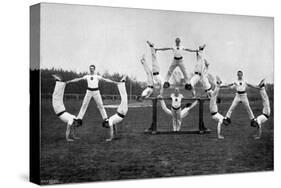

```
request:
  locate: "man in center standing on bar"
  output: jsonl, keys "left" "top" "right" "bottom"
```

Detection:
{"left": 155, "top": 37, "right": 198, "bottom": 90}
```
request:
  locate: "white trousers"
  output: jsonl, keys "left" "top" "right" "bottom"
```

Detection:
{"left": 77, "top": 90, "right": 107, "bottom": 120}
{"left": 165, "top": 58, "right": 189, "bottom": 83}
{"left": 59, "top": 112, "right": 76, "bottom": 125}
{"left": 153, "top": 74, "right": 163, "bottom": 87}
{"left": 226, "top": 93, "right": 254, "bottom": 120}
{"left": 256, "top": 88, "right": 270, "bottom": 125}
{"left": 141, "top": 87, "right": 153, "bottom": 98}
{"left": 108, "top": 82, "right": 128, "bottom": 127}
{"left": 190, "top": 74, "right": 211, "bottom": 91}
{"left": 211, "top": 112, "right": 224, "bottom": 123}
{"left": 141, "top": 58, "right": 154, "bottom": 98}
{"left": 52, "top": 81, "right": 76, "bottom": 125}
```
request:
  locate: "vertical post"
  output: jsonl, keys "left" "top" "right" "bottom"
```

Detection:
{"left": 129, "top": 74, "right": 133, "bottom": 101}
{"left": 151, "top": 98, "right": 158, "bottom": 133}
{"left": 198, "top": 99, "right": 205, "bottom": 133}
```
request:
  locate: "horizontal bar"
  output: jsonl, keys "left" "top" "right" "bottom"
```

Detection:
{"left": 144, "top": 97, "right": 210, "bottom": 101}
{"left": 144, "top": 130, "right": 211, "bottom": 135}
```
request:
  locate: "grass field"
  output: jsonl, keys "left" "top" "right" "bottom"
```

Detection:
{"left": 40, "top": 93, "right": 273, "bottom": 185}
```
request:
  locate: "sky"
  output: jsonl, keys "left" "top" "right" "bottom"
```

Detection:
{"left": 40, "top": 3, "right": 274, "bottom": 84}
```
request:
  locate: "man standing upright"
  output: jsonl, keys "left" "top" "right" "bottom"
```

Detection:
{"left": 155, "top": 38, "right": 198, "bottom": 90}
{"left": 66, "top": 65, "right": 118, "bottom": 125}
{"left": 221, "top": 71, "right": 258, "bottom": 127}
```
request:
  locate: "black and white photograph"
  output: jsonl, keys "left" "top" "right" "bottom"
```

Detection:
{"left": 30, "top": 2, "right": 274, "bottom": 185}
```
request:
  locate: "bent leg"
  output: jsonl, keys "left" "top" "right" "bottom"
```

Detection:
{"left": 260, "top": 88, "right": 271, "bottom": 116}
{"left": 141, "top": 58, "right": 154, "bottom": 86}
{"left": 117, "top": 82, "right": 128, "bottom": 115}
{"left": 141, "top": 87, "right": 153, "bottom": 99}
{"left": 190, "top": 74, "right": 200, "bottom": 87}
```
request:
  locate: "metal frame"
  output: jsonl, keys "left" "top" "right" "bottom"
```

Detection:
{"left": 144, "top": 97, "right": 211, "bottom": 135}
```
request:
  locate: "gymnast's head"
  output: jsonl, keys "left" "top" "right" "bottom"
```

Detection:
{"left": 89, "top": 65, "right": 96, "bottom": 74}
{"left": 175, "top": 37, "right": 181, "bottom": 46}
{"left": 237, "top": 70, "right": 243, "bottom": 80}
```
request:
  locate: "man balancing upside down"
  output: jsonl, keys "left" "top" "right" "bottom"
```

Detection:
{"left": 52, "top": 75, "right": 80, "bottom": 142}
{"left": 158, "top": 88, "right": 198, "bottom": 132}
{"left": 209, "top": 76, "right": 224, "bottom": 139}
{"left": 139, "top": 40, "right": 165, "bottom": 99}
{"left": 155, "top": 37, "right": 198, "bottom": 90}
{"left": 103, "top": 76, "right": 128, "bottom": 142}
{"left": 66, "top": 65, "right": 118, "bottom": 126}
{"left": 189, "top": 44, "right": 213, "bottom": 98}
{"left": 146, "top": 41, "right": 163, "bottom": 89}
{"left": 253, "top": 79, "right": 271, "bottom": 139}
{"left": 139, "top": 55, "right": 156, "bottom": 99}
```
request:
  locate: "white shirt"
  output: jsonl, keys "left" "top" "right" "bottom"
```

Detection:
{"left": 171, "top": 93, "right": 183, "bottom": 108}
{"left": 233, "top": 79, "right": 247, "bottom": 92}
{"left": 172, "top": 45, "right": 185, "bottom": 58}
{"left": 83, "top": 74, "right": 102, "bottom": 88}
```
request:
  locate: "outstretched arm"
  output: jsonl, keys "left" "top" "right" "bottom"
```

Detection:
{"left": 184, "top": 48, "right": 199, "bottom": 53}
{"left": 247, "top": 83, "right": 260, "bottom": 90}
{"left": 66, "top": 77, "right": 84, "bottom": 84}
{"left": 220, "top": 83, "right": 234, "bottom": 89}
{"left": 155, "top": 47, "right": 173, "bottom": 52}
{"left": 158, "top": 96, "right": 172, "bottom": 116}
{"left": 181, "top": 100, "right": 198, "bottom": 119}
{"left": 188, "top": 100, "right": 198, "bottom": 110}
{"left": 100, "top": 77, "right": 118, "bottom": 85}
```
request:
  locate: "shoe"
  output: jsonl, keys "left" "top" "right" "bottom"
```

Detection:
{"left": 216, "top": 97, "right": 221, "bottom": 104}
{"left": 223, "top": 117, "right": 231, "bottom": 126}
{"left": 76, "top": 119, "right": 83, "bottom": 127}
{"left": 120, "top": 75, "right": 127, "bottom": 82}
{"left": 216, "top": 76, "right": 222, "bottom": 85}
{"left": 258, "top": 79, "right": 265, "bottom": 88}
{"left": 163, "top": 82, "right": 170, "bottom": 88}
{"left": 52, "top": 74, "right": 62, "bottom": 82}
{"left": 102, "top": 119, "right": 110, "bottom": 128}
{"left": 146, "top": 41, "right": 154, "bottom": 47}
{"left": 185, "top": 83, "right": 192, "bottom": 90}
{"left": 250, "top": 119, "right": 258, "bottom": 128}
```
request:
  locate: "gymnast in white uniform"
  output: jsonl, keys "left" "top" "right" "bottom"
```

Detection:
{"left": 254, "top": 79, "right": 271, "bottom": 139}
{"left": 209, "top": 76, "right": 224, "bottom": 139}
{"left": 105, "top": 76, "right": 128, "bottom": 142}
{"left": 158, "top": 88, "right": 198, "bottom": 132}
{"left": 52, "top": 75, "right": 80, "bottom": 142}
